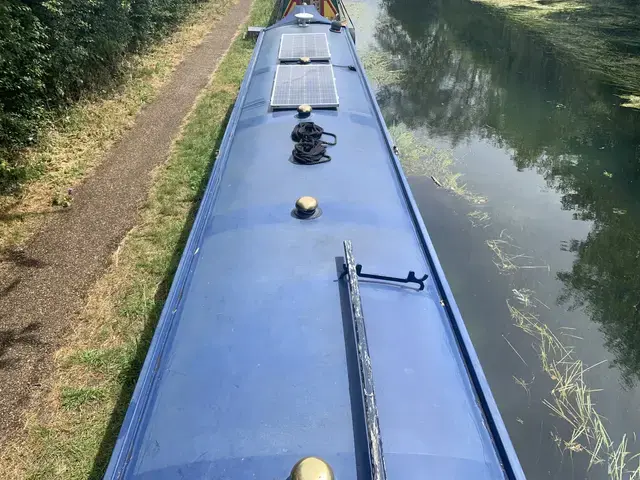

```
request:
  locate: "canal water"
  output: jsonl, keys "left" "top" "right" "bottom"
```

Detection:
{"left": 348, "top": 0, "right": 640, "bottom": 478}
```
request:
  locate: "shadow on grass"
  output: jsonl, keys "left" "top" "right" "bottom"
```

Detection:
{"left": 87, "top": 101, "right": 235, "bottom": 479}
{"left": 0, "top": 208, "right": 66, "bottom": 223}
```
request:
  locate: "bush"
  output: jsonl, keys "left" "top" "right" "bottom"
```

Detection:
{"left": 0, "top": 0, "right": 198, "bottom": 193}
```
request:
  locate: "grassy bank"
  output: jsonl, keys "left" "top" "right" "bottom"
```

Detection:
{"left": 472, "top": 0, "right": 640, "bottom": 109}
{"left": 0, "top": 0, "right": 272, "bottom": 477}
{"left": 0, "top": 0, "right": 235, "bottom": 256}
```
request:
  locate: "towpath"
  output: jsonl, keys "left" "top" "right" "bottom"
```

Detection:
{"left": 0, "top": 0, "right": 251, "bottom": 445}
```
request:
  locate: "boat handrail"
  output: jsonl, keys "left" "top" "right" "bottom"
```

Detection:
{"left": 342, "top": 240, "right": 388, "bottom": 480}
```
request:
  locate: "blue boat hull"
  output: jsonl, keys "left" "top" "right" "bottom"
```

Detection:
{"left": 104, "top": 6, "right": 525, "bottom": 479}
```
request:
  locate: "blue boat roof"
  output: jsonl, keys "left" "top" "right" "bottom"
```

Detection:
{"left": 105, "top": 8, "right": 525, "bottom": 480}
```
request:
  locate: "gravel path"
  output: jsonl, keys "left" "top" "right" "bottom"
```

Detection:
{"left": 0, "top": 0, "right": 251, "bottom": 445}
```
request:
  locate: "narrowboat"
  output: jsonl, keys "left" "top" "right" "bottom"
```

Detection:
{"left": 104, "top": 2, "right": 526, "bottom": 479}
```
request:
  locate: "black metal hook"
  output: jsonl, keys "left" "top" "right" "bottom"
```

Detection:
{"left": 340, "top": 264, "right": 428, "bottom": 291}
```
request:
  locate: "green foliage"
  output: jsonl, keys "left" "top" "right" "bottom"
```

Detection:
{"left": 60, "top": 386, "right": 107, "bottom": 410}
{"left": 0, "top": 0, "right": 199, "bottom": 193}
{"left": 0, "top": 1, "right": 47, "bottom": 190}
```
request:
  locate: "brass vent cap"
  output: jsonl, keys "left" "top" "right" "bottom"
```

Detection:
{"left": 295, "top": 196, "right": 318, "bottom": 214}
{"left": 290, "top": 456, "right": 334, "bottom": 480}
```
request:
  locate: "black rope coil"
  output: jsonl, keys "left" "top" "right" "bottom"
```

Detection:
{"left": 292, "top": 140, "right": 331, "bottom": 164}
{"left": 291, "top": 122, "right": 337, "bottom": 145}
{"left": 290, "top": 122, "right": 337, "bottom": 165}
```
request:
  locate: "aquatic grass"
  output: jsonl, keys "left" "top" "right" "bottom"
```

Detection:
{"left": 342, "top": 1, "right": 368, "bottom": 27}
{"left": 390, "top": 123, "right": 461, "bottom": 189}
{"left": 507, "top": 298, "right": 609, "bottom": 461}
{"left": 610, "top": 436, "right": 640, "bottom": 480}
{"left": 361, "top": 49, "right": 402, "bottom": 86}
{"left": 513, "top": 375, "right": 535, "bottom": 398}
{"left": 479, "top": 219, "right": 640, "bottom": 477}
{"left": 560, "top": 330, "right": 584, "bottom": 341}
{"left": 389, "top": 124, "right": 488, "bottom": 204}
{"left": 388, "top": 123, "right": 490, "bottom": 206}
{"left": 459, "top": 152, "right": 639, "bottom": 476}
{"left": 505, "top": 286, "right": 640, "bottom": 477}
{"left": 512, "top": 288, "right": 536, "bottom": 308}
{"left": 474, "top": 0, "right": 586, "bottom": 13}
{"left": 433, "top": 9, "right": 640, "bottom": 461}
{"left": 486, "top": 230, "right": 550, "bottom": 274}
{"left": 620, "top": 95, "right": 640, "bottom": 110}
{"left": 486, "top": 239, "right": 525, "bottom": 274}
{"left": 473, "top": 0, "right": 640, "bottom": 109}
{"left": 0, "top": 0, "right": 274, "bottom": 477}
{"left": 468, "top": 210, "right": 492, "bottom": 228}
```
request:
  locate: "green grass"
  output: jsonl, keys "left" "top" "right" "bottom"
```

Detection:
{"left": 0, "top": 1, "right": 274, "bottom": 478}
{"left": 65, "top": 347, "right": 133, "bottom": 379}
{"left": 60, "top": 388, "right": 107, "bottom": 411}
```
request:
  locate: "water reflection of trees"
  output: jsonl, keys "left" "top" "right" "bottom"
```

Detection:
{"left": 378, "top": 0, "right": 640, "bottom": 386}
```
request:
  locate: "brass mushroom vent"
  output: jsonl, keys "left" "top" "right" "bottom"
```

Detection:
{"left": 290, "top": 456, "right": 334, "bottom": 480}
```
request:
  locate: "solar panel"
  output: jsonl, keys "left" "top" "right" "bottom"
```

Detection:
{"left": 270, "top": 65, "right": 339, "bottom": 108}
{"left": 278, "top": 33, "right": 331, "bottom": 61}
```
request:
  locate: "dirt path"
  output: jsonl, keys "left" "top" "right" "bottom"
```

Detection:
{"left": 0, "top": 0, "right": 251, "bottom": 445}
